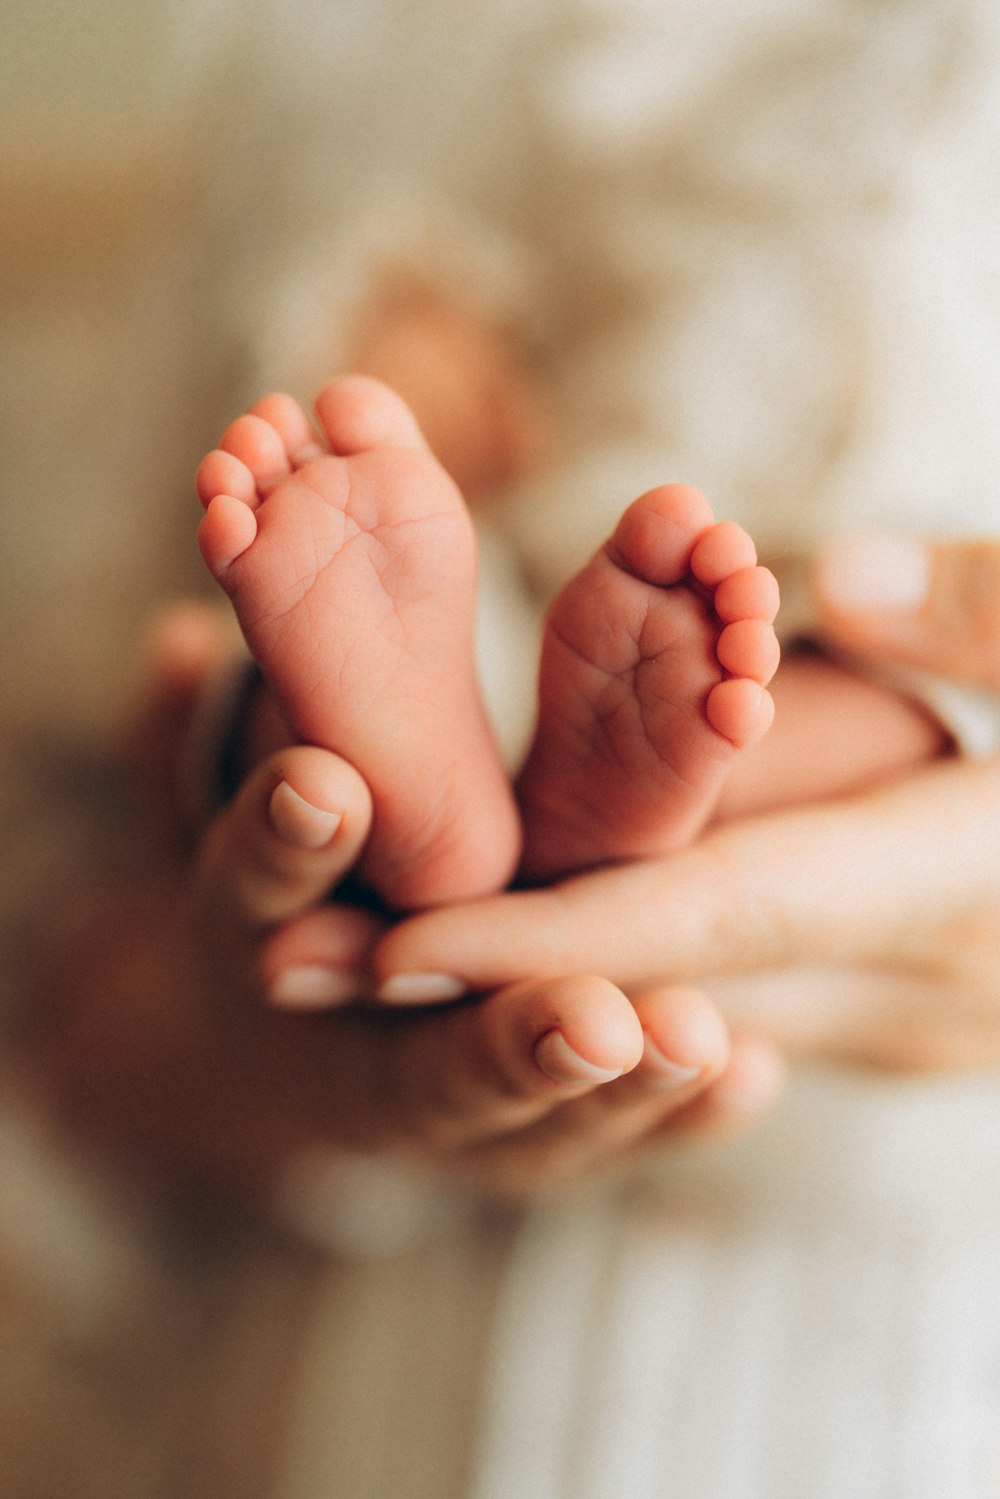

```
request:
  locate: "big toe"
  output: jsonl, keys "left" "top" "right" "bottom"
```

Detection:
{"left": 314, "top": 375, "right": 428, "bottom": 456}
{"left": 608, "top": 484, "right": 716, "bottom": 586}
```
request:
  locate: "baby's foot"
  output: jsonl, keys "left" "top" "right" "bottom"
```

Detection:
{"left": 517, "top": 484, "right": 779, "bottom": 883}
{"left": 196, "top": 375, "right": 521, "bottom": 910}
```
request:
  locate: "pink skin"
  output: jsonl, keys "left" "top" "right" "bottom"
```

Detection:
{"left": 517, "top": 483, "right": 779, "bottom": 883}
{"left": 196, "top": 376, "right": 521, "bottom": 911}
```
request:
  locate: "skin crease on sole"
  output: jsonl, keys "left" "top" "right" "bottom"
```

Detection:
{"left": 196, "top": 375, "right": 522, "bottom": 911}
{"left": 517, "top": 483, "right": 779, "bottom": 883}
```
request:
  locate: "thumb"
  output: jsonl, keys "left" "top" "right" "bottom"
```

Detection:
{"left": 812, "top": 533, "right": 1000, "bottom": 690}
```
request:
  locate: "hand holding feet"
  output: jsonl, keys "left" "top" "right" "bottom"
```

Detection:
{"left": 518, "top": 483, "right": 779, "bottom": 883}
{"left": 196, "top": 376, "right": 521, "bottom": 910}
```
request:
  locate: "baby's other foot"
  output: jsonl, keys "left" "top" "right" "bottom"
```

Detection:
{"left": 517, "top": 484, "right": 778, "bottom": 883}
{"left": 196, "top": 376, "right": 520, "bottom": 909}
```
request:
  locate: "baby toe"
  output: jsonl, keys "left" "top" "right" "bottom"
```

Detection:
{"left": 314, "top": 374, "right": 428, "bottom": 455}
{"left": 195, "top": 449, "right": 258, "bottom": 509}
{"left": 714, "top": 565, "right": 780, "bottom": 624}
{"left": 197, "top": 493, "right": 259, "bottom": 581}
{"left": 248, "top": 393, "right": 326, "bottom": 465}
{"left": 219, "top": 413, "right": 293, "bottom": 495}
{"left": 706, "top": 678, "right": 775, "bottom": 747}
{"left": 690, "top": 522, "right": 758, "bottom": 588}
{"left": 717, "top": 620, "right": 781, "bottom": 685}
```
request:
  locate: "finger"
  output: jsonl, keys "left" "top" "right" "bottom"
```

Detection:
{"left": 450, "top": 986, "right": 731, "bottom": 1189}
{"left": 373, "top": 756, "right": 1000, "bottom": 995}
{"left": 260, "top": 903, "right": 385, "bottom": 1011}
{"left": 627, "top": 984, "right": 730, "bottom": 1093}
{"left": 194, "top": 744, "right": 373, "bottom": 931}
{"left": 656, "top": 1034, "right": 786, "bottom": 1139}
{"left": 241, "top": 974, "right": 644, "bottom": 1174}
{"left": 450, "top": 993, "right": 783, "bottom": 1196}
{"left": 814, "top": 534, "right": 1000, "bottom": 690}
{"left": 380, "top": 976, "right": 646, "bottom": 1153}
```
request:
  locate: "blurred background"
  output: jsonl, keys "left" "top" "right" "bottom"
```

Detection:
{"left": 4, "top": 2, "right": 1000, "bottom": 1494}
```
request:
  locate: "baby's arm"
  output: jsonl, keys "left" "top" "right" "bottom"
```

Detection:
{"left": 712, "top": 651, "right": 950, "bottom": 824}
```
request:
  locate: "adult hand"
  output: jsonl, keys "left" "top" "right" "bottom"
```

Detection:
{"left": 51, "top": 606, "right": 783, "bottom": 1202}
{"left": 369, "top": 754, "right": 1000, "bottom": 1070}
{"left": 370, "top": 535, "right": 1000, "bottom": 1073}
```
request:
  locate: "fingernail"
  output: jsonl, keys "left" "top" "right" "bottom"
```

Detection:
{"left": 534, "top": 1029, "right": 625, "bottom": 1086}
{"left": 641, "top": 1037, "right": 702, "bottom": 1089}
{"left": 815, "top": 534, "right": 929, "bottom": 613}
{"left": 269, "top": 780, "right": 343, "bottom": 850}
{"left": 269, "top": 966, "right": 363, "bottom": 1009}
{"left": 376, "top": 972, "right": 467, "bottom": 1005}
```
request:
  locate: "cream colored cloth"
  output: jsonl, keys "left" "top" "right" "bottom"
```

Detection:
{"left": 270, "top": 1071, "right": 1000, "bottom": 1499}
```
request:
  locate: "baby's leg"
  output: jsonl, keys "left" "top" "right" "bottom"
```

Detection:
{"left": 518, "top": 484, "right": 778, "bottom": 883}
{"left": 196, "top": 375, "right": 521, "bottom": 910}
